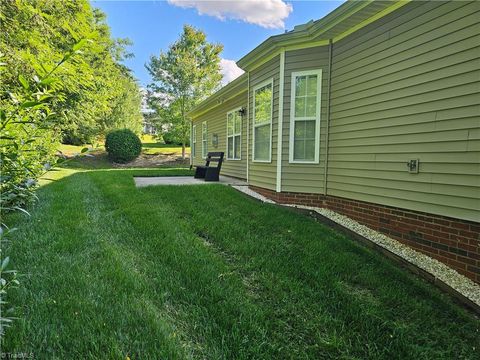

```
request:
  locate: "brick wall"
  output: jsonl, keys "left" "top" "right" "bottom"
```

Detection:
{"left": 249, "top": 185, "right": 480, "bottom": 284}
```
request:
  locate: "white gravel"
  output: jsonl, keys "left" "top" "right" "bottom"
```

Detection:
{"left": 232, "top": 186, "right": 276, "bottom": 203}
{"left": 232, "top": 186, "right": 480, "bottom": 308}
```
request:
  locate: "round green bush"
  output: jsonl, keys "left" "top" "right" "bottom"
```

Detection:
{"left": 105, "top": 129, "right": 142, "bottom": 163}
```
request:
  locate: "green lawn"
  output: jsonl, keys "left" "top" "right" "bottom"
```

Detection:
{"left": 142, "top": 142, "right": 190, "bottom": 156}
{"left": 3, "top": 168, "right": 479, "bottom": 359}
{"left": 57, "top": 143, "right": 103, "bottom": 157}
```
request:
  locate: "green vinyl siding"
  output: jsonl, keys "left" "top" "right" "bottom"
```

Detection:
{"left": 188, "top": 0, "right": 479, "bottom": 223}
{"left": 248, "top": 55, "right": 280, "bottom": 190}
{"left": 192, "top": 90, "right": 247, "bottom": 179}
{"left": 281, "top": 46, "right": 330, "bottom": 194}
{"left": 327, "top": 0, "right": 480, "bottom": 222}
{"left": 191, "top": 124, "right": 200, "bottom": 164}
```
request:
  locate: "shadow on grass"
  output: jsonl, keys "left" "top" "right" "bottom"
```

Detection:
{"left": 59, "top": 152, "right": 113, "bottom": 170}
{"left": 41, "top": 162, "right": 193, "bottom": 187}
{"left": 142, "top": 142, "right": 178, "bottom": 149}
{"left": 44, "top": 167, "right": 193, "bottom": 193}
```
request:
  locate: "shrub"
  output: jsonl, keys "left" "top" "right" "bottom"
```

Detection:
{"left": 0, "top": 40, "right": 89, "bottom": 340}
{"left": 105, "top": 129, "right": 142, "bottom": 163}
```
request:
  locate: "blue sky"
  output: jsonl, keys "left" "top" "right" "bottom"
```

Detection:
{"left": 92, "top": 1, "right": 345, "bottom": 87}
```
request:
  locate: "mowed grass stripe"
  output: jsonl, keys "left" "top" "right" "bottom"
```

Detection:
{"left": 91, "top": 171, "right": 478, "bottom": 358}
{"left": 87, "top": 171, "right": 271, "bottom": 358}
{"left": 6, "top": 172, "right": 189, "bottom": 359}
{"left": 135, "top": 184, "right": 478, "bottom": 359}
{"left": 4, "top": 168, "right": 479, "bottom": 359}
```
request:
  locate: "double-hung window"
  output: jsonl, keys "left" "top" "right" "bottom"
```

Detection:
{"left": 289, "top": 70, "right": 322, "bottom": 163}
{"left": 253, "top": 80, "right": 273, "bottom": 162}
{"left": 192, "top": 124, "right": 197, "bottom": 157}
{"left": 227, "top": 109, "right": 241, "bottom": 160}
{"left": 202, "top": 121, "right": 207, "bottom": 158}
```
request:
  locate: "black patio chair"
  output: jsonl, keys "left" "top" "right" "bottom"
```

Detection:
{"left": 193, "top": 152, "right": 224, "bottom": 182}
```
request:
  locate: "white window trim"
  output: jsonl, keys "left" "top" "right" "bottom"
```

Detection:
{"left": 192, "top": 124, "right": 197, "bottom": 158}
{"left": 289, "top": 69, "right": 322, "bottom": 164}
{"left": 252, "top": 78, "right": 274, "bottom": 163}
{"left": 201, "top": 121, "right": 207, "bottom": 159}
{"left": 226, "top": 107, "right": 242, "bottom": 161}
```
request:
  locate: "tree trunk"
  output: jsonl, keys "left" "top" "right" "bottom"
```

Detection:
{"left": 182, "top": 142, "right": 186, "bottom": 159}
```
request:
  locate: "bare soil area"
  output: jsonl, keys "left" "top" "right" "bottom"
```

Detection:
{"left": 113, "top": 153, "right": 190, "bottom": 168}
{"left": 64, "top": 151, "right": 190, "bottom": 169}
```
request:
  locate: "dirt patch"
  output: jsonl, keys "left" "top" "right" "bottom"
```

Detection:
{"left": 64, "top": 150, "right": 190, "bottom": 169}
{"left": 112, "top": 153, "right": 190, "bottom": 168}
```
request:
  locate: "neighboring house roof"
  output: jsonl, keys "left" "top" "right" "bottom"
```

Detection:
{"left": 189, "top": 0, "right": 410, "bottom": 118}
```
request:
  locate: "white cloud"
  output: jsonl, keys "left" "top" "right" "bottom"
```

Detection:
{"left": 220, "top": 58, "right": 244, "bottom": 85}
{"left": 168, "top": 0, "right": 293, "bottom": 29}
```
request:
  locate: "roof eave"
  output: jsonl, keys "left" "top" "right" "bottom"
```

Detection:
{"left": 188, "top": 73, "right": 248, "bottom": 119}
{"left": 237, "top": 0, "right": 377, "bottom": 71}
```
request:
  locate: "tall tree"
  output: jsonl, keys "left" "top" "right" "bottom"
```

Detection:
{"left": 0, "top": 0, "right": 143, "bottom": 145}
{"left": 146, "top": 25, "right": 223, "bottom": 158}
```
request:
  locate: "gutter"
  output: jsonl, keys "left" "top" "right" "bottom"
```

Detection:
{"left": 237, "top": 0, "right": 409, "bottom": 72}
{"left": 323, "top": 39, "right": 333, "bottom": 196}
{"left": 237, "top": 0, "right": 359, "bottom": 69}
{"left": 190, "top": 120, "right": 193, "bottom": 166}
{"left": 276, "top": 49, "right": 285, "bottom": 192}
{"left": 189, "top": 73, "right": 248, "bottom": 119}
{"left": 237, "top": 1, "right": 364, "bottom": 70}
{"left": 246, "top": 72, "right": 250, "bottom": 183}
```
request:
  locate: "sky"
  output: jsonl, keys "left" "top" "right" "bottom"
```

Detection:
{"left": 92, "top": 0, "right": 345, "bottom": 87}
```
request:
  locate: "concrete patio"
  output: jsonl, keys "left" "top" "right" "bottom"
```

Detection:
{"left": 134, "top": 175, "right": 248, "bottom": 188}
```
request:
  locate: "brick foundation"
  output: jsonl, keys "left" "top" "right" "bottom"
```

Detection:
{"left": 250, "top": 185, "right": 480, "bottom": 284}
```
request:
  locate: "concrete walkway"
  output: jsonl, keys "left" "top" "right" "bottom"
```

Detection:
{"left": 134, "top": 175, "right": 248, "bottom": 188}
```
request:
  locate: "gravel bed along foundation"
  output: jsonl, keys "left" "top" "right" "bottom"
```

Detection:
{"left": 232, "top": 185, "right": 480, "bottom": 310}
{"left": 232, "top": 186, "right": 276, "bottom": 204}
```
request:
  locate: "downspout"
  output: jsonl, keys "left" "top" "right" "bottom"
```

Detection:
{"left": 323, "top": 39, "right": 333, "bottom": 196}
{"left": 276, "top": 49, "right": 285, "bottom": 193}
{"left": 246, "top": 71, "right": 250, "bottom": 183}
{"left": 190, "top": 120, "right": 193, "bottom": 167}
